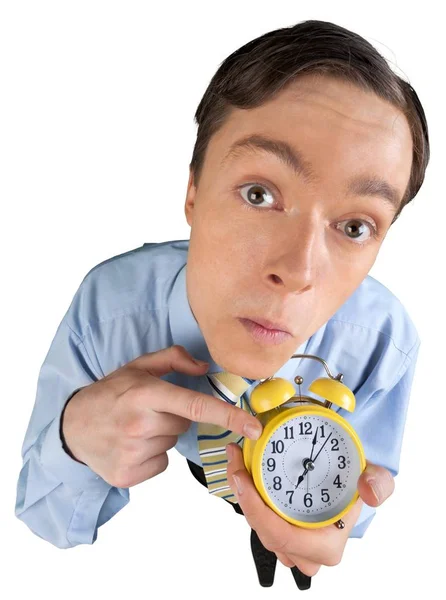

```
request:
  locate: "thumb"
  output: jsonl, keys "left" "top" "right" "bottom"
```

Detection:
{"left": 127, "top": 344, "right": 209, "bottom": 378}
{"left": 357, "top": 462, "right": 395, "bottom": 506}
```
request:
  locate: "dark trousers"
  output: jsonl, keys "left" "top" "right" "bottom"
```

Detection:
{"left": 186, "top": 458, "right": 311, "bottom": 590}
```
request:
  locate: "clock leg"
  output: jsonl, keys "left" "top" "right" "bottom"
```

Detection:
{"left": 250, "top": 528, "right": 277, "bottom": 587}
{"left": 290, "top": 566, "right": 312, "bottom": 590}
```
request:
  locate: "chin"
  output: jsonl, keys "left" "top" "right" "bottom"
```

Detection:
{"left": 208, "top": 342, "right": 282, "bottom": 380}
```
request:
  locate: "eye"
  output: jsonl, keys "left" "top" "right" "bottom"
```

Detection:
{"left": 239, "top": 183, "right": 275, "bottom": 208}
{"left": 335, "top": 219, "right": 377, "bottom": 245}
{"left": 237, "top": 182, "right": 379, "bottom": 245}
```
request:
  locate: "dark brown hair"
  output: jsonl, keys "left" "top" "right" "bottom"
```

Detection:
{"left": 189, "top": 20, "right": 429, "bottom": 225}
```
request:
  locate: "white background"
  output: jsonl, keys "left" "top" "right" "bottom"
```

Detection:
{"left": 2, "top": 1, "right": 444, "bottom": 598}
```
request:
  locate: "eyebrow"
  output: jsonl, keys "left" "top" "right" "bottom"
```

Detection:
{"left": 221, "top": 134, "right": 402, "bottom": 213}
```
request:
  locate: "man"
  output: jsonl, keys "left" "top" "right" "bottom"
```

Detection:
{"left": 15, "top": 19, "right": 429, "bottom": 589}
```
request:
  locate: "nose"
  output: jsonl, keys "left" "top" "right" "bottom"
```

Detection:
{"left": 263, "top": 220, "right": 322, "bottom": 293}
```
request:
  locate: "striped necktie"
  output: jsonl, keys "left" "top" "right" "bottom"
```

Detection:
{"left": 197, "top": 372, "right": 256, "bottom": 503}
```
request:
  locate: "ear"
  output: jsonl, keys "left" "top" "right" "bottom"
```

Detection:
{"left": 184, "top": 167, "right": 197, "bottom": 227}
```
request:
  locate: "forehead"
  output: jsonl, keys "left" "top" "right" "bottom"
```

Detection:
{"left": 208, "top": 74, "right": 412, "bottom": 199}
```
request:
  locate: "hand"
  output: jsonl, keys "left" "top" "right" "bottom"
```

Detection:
{"left": 61, "top": 344, "right": 263, "bottom": 488}
{"left": 225, "top": 442, "right": 395, "bottom": 577}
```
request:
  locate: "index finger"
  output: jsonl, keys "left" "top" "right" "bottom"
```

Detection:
{"left": 147, "top": 376, "right": 263, "bottom": 440}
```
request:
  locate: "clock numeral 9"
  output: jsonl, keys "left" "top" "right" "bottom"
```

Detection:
{"left": 271, "top": 440, "right": 284, "bottom": 454}
{"left": 267, "top": 458, "right": 276, "bottom": 472}
{"left": 273, "top": 476, "right": 282, "bottom": 490}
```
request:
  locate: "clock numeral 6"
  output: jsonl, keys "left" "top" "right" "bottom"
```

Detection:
{"left": 304, "top": 493, "right": 313, "bottom": 508}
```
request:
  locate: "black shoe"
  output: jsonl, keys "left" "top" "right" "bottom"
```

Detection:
{"left": 290, "top": 565, "right": 312, "bottom": 590}
{"left": 250, "top": 529, "right": 277, "bottom": 587}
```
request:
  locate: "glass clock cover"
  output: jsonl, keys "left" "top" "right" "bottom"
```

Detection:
{"left": 261, "top": 414, "right": 362, "bottom": 523}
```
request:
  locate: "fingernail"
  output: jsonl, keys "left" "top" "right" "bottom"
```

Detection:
{"left": 366, "top": 477, "right": 382, "bottom": 503}
{"left": 226, "top": 444, "right": 233, "bottom": 462}
{"left": 243, "top": 423, "right": 262, "bottom": 440}
{"left": 194, "top": 359, "right": 209, "bottom": 366}
{"left": 232, "top": 474, "right": 243, "bottom": 495}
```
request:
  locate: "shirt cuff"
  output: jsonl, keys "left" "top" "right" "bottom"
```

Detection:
{"left": 39, "top": 394, "right": 102, "bottom": 490}
{"left": 349, "top": 503, "right": 376, "bottom": 538}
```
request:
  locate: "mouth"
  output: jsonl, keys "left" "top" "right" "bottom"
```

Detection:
{"left": 240, "top": 316, "right": 292, "bottom": 334}
{"left": 238, "top": 317, "right": 293, "bottom": 346}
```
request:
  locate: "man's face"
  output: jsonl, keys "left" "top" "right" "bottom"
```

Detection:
{"left": 184, "top": 74, "right": 413, "bottom": 379}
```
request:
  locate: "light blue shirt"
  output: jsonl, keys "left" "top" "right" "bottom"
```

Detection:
{"left": 15, "top": 240, "right": 421, "bottom": 548}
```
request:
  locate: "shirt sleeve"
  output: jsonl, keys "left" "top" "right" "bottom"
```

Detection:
{"left": 348, "top": 338, "right": 421, "bottom": 538}
{"left": 15, "top": 294, "right": 130, "bottom": 549}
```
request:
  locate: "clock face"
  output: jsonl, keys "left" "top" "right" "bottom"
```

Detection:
{"left": 260, "top": 414, "right": 362, "bottom": 523}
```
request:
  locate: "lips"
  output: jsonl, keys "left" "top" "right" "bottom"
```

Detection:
{"left": 242, "top": 317, "right": 292, "bottom": 334}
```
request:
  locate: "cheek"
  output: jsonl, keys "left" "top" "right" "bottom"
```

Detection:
{"left": 344, "top": 247, "right": 380, "bottom": 278}
{"left": 324, "top": 255, "right": 377, "bottom": 309}
{"left": 198, "top": 211, "right": 268, "bottom": 271}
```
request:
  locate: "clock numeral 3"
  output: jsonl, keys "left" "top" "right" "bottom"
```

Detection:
{"left": 338, "top": 455, "right": 346, "bottom": 469}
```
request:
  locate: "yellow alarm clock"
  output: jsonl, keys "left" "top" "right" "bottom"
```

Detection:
{"left": 243, "top": 353, "right": 366, "bottom": 530}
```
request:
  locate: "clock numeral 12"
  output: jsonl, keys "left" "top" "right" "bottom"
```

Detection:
{"left": 298, "top": 421, "right": 312, "bottom": 436}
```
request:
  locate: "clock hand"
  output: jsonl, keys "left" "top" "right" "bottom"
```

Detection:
{"left": 295, "top": 426, "right": 320, "bottom": 489}
{"left": 308, "top": 426, "right": 318, "bottom": 461}
{"left": 295, "top": 467, "right": 308, "bottom": 489}
{"left": 312, "top": 431, "right": 332, "bottom": 464}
